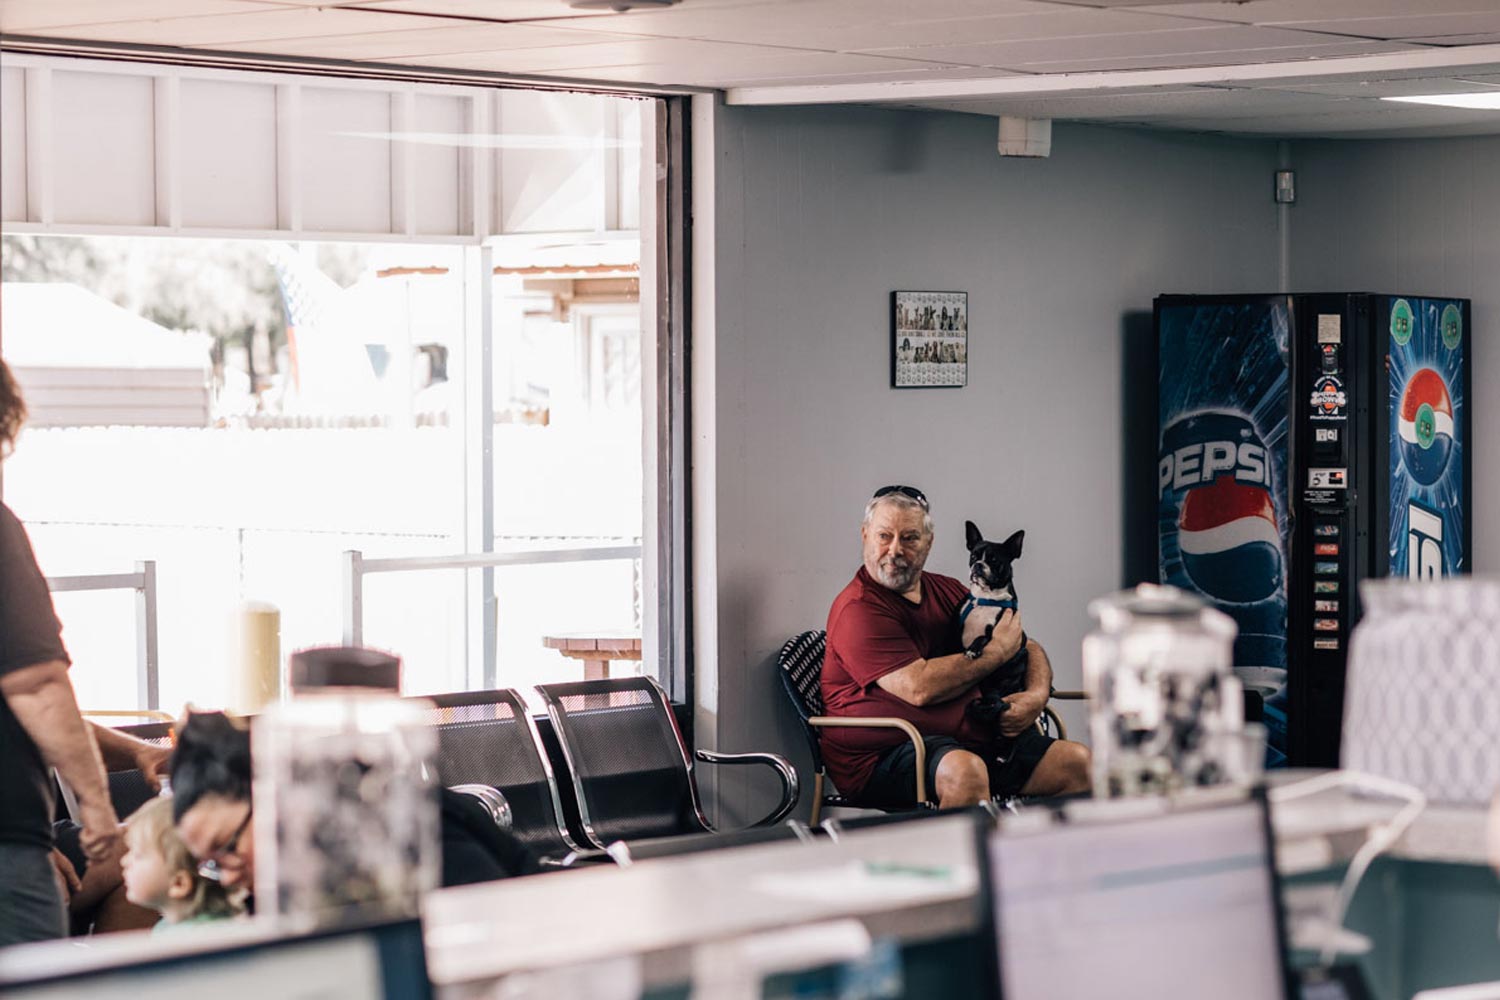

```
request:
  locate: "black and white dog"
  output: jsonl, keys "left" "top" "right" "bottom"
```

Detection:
{"left": 959, "top": 522, "right": 1030, "bottom": 731}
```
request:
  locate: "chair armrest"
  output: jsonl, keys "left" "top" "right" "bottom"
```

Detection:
{"left": 1041, "top": 705, "right": 1068, "bottom": 742}
{"left": 1050, "top": 689, "right": 1086, "bottom": 700}
{"left": 809, "top": 716, "right": 929, "bottom": 806}
{"left": 693, "top": 749, "right": 801, "bottom": 827}
{"left": 449, "top": 783, "right": 514, "bottom": 832}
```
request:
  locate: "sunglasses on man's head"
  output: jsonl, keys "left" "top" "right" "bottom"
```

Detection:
{"left": 872, "top": 485, "right": 929, "bottom": 510}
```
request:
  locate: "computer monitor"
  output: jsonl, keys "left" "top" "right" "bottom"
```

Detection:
{"left": 984, "top": 789, "right": 1291, "bottom": 1000}
{"left": 0, "top": 918, "right": 430, "bottom": 1000}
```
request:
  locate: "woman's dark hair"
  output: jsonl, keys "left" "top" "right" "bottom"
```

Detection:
{"left": 0, "top": 359, "right": 27, "bottom": 458}
{"left": 171, "top": 711, "right": 253, "bottom": 822}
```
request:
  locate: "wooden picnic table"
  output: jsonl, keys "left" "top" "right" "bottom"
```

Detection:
{"left": 542, "top": 632, "right": 642, "bottom": 681}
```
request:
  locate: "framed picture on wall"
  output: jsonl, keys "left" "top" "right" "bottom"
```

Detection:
{"left": 891, "top": 290, "right": 967, "bottom": 388}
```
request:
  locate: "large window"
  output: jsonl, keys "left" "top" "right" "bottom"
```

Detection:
{"left": 0, "top": 56, "right": 683, "bottom": 715}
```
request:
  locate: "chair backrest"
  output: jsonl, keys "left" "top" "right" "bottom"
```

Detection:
{"left": 107, "top": 722, "right": 175, "bottom": 820}
{"left": 777, "top": 630, "right": 827, "bottom": 718}
{"left": 776, "top": 630, "right": 828, "bottom": 771}
{"left": 534, "top": 678, "right": 705, "bottom": 848}
{"left": 420, "top": 689, "right": 583, "bottom": 860}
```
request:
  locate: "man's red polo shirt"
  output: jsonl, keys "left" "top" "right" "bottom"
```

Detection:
{"left": 820, "top": 566, "right": 987, "bottom": 797}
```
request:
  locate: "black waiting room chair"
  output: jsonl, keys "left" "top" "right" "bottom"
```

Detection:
{"left": 533, "top": 677, "right": 800, "bottom": 852}
{"left": 777, "top": 629, "right": 937, "bottom": 826}
{"left": 421, "top": 688, "right": 598, "bottom": 866}
{"left": 107, "top": 721, "right": 177, "bottom": 820}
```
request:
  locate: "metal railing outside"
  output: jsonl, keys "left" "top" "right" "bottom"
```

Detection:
{"left": 342, "top": 543, "right": 642, "bottom": 684}
{"left": 45, "top": 561, "right": 160, "bottom": 710}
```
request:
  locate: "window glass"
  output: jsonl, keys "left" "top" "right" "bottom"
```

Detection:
{"left": 1, "top": 87, "right": 655, "bottom": 712}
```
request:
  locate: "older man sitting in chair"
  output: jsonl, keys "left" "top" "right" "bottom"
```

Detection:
{"left": 820, "top": 486, "right": 1091, "bottom": 810}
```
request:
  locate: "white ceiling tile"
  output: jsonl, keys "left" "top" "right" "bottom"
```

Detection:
{"left": 1247, "top": 62, "right": 1500, "bottom": 88}
{"left": 0, "top": 0, "right": 270, "bottom": 32}
{"left": 323, "top": 0, "right": 617, "bottom": 13}
{"left": 1280, "top": 12, "right": 1500, "bottom": 40}
{"left": 372, "top": 40, "right": 636, "bottom": 74}
{"left": 520, "top": 0, "right": 1059, "bottom": 38}
{"left": 866, "top": 25, "right": 1410, "bottom": 69}
{"left": 1415, "top": 32, "right": 1500, "bottom": 46}
{"left": 1130, "top": 1, "right": 1500, "bottom": 26}
{"left": 1252, "top": 76, "right": 1500, "bottom": 98}
{"left": 221, "top": 22, "right": 636, "bottom": 59}
{"left": 17, "top": 7, "right": 458, "bottom": 46}
{"left": 825, "top": 10, "right": 1217, "bottom": 53}
{"left": 382, "top": 37, "right": 934, "bottom": 81}
{"left": 1005, "top": 39, "right": 1419, "bottom": 73}
{"left": 497, "top": 8, "right": 1212, "bottom": 52}
{"left": 348, "top": 0, "right": 767, "bottom": 16}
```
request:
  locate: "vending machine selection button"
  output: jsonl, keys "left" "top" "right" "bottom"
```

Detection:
{"left": 1314, "top": 581, "right": 1339, "bottom": 594}
{"left": 1309, "top": 468, "right": 1348, "bottom": 489}
{"left": 1314, "top": 561, "right": 1339, "bottom": 575}
{"left": 1314, "top": 618, "right": 1339, "bottom": 632}
{"left": 1314, "top": 600, "right": 1339, "bottom": 613}
{"left": 1314, "top": 524, "right": 1340, "bottom": 538}
{"left": 1313, "top": 638, "right": 1340, "bottom": 651}
{"left": 1314, "top": 542, "right": 1340, "bottom": 556}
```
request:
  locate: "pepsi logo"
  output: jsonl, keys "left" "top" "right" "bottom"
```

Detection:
{"left": 1390, "top": 298, "right": 1413, "bottom": 345}
{"left": 1398, "top": 368, "right": 1455, "bottom": 486}
{"left": 1178, "top": 474, "right": 1283, "bottom": 604}
{"left": 1441, "top": 303, "right": 1463, "bottom": 349}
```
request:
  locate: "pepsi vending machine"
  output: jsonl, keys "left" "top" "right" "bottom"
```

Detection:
{"left": 1156, "top": 294, "right": 1470, "bottom": 768}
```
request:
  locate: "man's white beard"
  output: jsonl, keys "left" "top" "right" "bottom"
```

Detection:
{"left": 875, "top": 559, "right": 918, "bottom": 591}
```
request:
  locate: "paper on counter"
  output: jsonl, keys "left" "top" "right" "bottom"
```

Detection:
{"left": 750, "top": 860, "right": 978, "bottom": 907}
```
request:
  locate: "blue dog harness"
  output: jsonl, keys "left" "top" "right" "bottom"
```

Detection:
{"left": 958, "top": 594, "right": 1016, "bottom": 627}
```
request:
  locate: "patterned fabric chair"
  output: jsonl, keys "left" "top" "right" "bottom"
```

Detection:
{"left": 778, "top": 629, "right": 1078, "bottom": 824}
{"left": 777, "top": 629, "right": 937, "bottom": 825}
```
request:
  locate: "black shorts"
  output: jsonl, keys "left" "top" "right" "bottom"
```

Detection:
{"left": 859, "top": 728, "right": 1055, "bottom": 809}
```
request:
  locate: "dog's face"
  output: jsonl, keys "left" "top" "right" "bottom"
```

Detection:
{"left": 965, "top": 522, "right": 1024, "bottom": 593}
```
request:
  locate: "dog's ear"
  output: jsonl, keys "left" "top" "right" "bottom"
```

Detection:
{"left": 965, "top": 520, "right": 983, "bottom": 551}
{"left": 1002, "top": 529, "right": 1025, "bottom": 560}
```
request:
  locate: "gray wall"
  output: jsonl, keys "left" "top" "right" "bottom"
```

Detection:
{"left": 1288, "top": 134, "right": 1498, "bottom": 573}
{"left": 696, "top": 102, "right": 1283, "bottom": 822}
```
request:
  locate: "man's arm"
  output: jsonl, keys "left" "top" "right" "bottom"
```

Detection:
{"left": 91, "top": 721, "right": 172, "bottom": 790}
{"left": 876, "top": 609, "right": 1026, "bottom": 707}
{"left": 996, "top": 639, "right": 1055, "bottom": 738}
{"left": 1, "top": 660, "right": 121, "bottom": 861}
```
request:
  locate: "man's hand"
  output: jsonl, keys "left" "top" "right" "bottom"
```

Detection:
{"left": 132, "top": 741, "right": 172, "bottom": 792}
{"left": 49, "top": 848, "right": 82, "bottom": 901}
{"left": 76, "top": 800, "right": 122, "bottom": 864}
{"left": 997, "top": 688, "right": 1046, "bottom": 738}
{"left": 981, "top": 609, "right": 1025, "bottom": 665}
